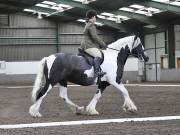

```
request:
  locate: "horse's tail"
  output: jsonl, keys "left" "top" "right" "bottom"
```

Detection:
{"left": 31, "top": 57, "right": 47, "bottom": 103}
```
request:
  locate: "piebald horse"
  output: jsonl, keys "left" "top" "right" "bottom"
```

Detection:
{"left": 29, "top": 35, "right": 149, "bottom": 117}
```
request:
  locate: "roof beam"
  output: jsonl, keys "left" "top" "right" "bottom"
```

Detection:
{"left": 54, "top": 0, "right": 91, "bottom": 9}
{"left": 53, "top": 0, "right": 142, "bottom": 32}
{"left": 110, "top": 10, "right": 169, "bottom": 28}
{"left": 89, "top": 0, "right": 140, "bottom": 10}
{"left": 0, "top": 0, "right": 45, "bottom": 13}
{"left": 56, "top": 0, "right": 169, "bottom": 28}
{"left": 142, "top": 1, "right": 180, "bottom": 15}
{"left": 30, "top": 6, "right": 134, "bottom": 32}
{"left": 0, "top": 0, "right": 39, "bottom": 7}
{"left": 31, "top": 0, "right": 138, "bottom": 32}
{"left": 0, "top": 3, "right": 22, "bottom": 11}
{"left": 55, "top": 0, "right": 143, "bottom": 10}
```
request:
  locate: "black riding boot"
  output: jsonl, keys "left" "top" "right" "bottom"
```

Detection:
{"left": 93, "top": 57, "right": 106, "bottom": 78}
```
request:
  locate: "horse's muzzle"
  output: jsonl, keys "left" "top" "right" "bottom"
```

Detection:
{"left": 144, "top": 56, "right": 149, "bottom": 62}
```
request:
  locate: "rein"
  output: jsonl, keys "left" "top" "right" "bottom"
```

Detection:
{"left": 107, "top": 46, "right": 139, "bottom": 58}
{"left": 106, "top": 47, "right": 120, "bottom": 51}
{"left": 106, "top": 40, "right": 144, "bottom": 60}
{"left": 107, "top": 36, "right": 137, "bottom": 52}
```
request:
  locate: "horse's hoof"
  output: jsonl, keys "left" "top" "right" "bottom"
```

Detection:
{"left": 29, "top": 108, "right": 42, "bottom": 117}
{"left": 76, "top": 106, "right": 85, "bottom": 115}
{"left": 67, "top": 104, "right": 77, "bottom": 113}
{"left": 130, "top": 106, "right": 138, "bottom": 113}
{"left": 122, "top": 106, "right": 137, "bottom": 113}
{"left": 123, "top": 98, "right": 137, "bottom": 113}
{"left": 122, "top": 107, "right": 127, "bottom": 112}
{"left": 85, "top": 107, "right": 99, "bottom": 115}
{"left": 35, "top": 112, "right": 42, "bottom": 117}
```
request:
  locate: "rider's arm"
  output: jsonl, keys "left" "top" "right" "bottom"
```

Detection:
{"left": 88, "top": 25, "right": 106, "bottom": 49}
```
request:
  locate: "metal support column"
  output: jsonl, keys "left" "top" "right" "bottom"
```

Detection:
{"left": 165, "top": 31, "right": 168, "bottom": 54}
{"left": 56, "top": 23, "right": 60, "bottom": 53}
{"left": 167, "top": 24, "right": 175, "bottom": 68}
{"left": 154, "top": 34, "right": 158, "bottom": 81}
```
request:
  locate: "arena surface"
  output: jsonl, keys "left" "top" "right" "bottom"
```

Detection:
{"left": 0, "top": 83, "right": 180, "bottom": 134}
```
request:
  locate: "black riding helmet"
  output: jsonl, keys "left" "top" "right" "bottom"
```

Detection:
{"left": 86, "top": 9, "right": 98, "bottom": 20}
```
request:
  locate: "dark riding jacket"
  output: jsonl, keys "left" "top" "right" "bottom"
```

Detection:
{"left": 80, "top": 21, "right": 106, "bottom": 50}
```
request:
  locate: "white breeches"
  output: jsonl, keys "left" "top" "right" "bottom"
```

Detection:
{"left": 85, "top": 48, "right": 102, "bottom": 58}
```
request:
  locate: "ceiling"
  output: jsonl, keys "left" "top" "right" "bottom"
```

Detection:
{"left": 0, "top": 0, "right": 44, "bottom": 13}
{"left": 0, "top": 0, "right": 180, "bottom": 33}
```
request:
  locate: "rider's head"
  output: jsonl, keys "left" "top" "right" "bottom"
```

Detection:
{"left": 86, "top": 9, "right": 98, "bottom": 23}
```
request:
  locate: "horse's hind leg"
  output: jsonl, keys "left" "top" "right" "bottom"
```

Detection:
{"left": 58, "top": 81, "right": 84, "bottom": 114}
{"left": 29, "top": 83, "right": 52, "bottom": 117}
{"left": 85, "top": 81, "right": 109, "bottom": 115}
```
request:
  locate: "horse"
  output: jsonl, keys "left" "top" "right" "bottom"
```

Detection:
{"left": 29, "top": 35, "right": 149, "bottom": 117}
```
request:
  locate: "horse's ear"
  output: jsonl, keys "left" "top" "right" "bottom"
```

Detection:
{"left": 134, "top": 35, "right": 138, "bottom": 40}
{"left": 133, "top": 31, "right": 140, "bottom": 40}
{"left": 125, "top": 45, "right": 129, "bottom": 49}
{"left": 125, "top": 45, "right": 130, "bottom": 53}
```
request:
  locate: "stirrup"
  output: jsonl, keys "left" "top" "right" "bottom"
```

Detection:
{"left": 97, "top": 72, "right": 106, "bottom": 77}
{"left": 95, "top": 71, "right": 106, "bottom": 78}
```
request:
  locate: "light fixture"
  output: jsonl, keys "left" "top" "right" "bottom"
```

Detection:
{"left": 171, "top": 1, "right": 180, "bottom": 6}
{"left": 24, "top": 0, "right": 72, "bottom": 18}
{"left": 82, "top": 0, "right": 89, "bottom": 4}
{"left": 57, "top": 5, "right": 64, "bottom": 12}
{"left": 24, "top": 9, "right": 36, "bottom": 12}
{"left": 42, "top": 1, "right": 56, "bottom": 5}
{"left": 101, "top": 12, "right": 114, "bottom": 17}
{"left": 116, "top": 15, "right": 129, "bottom": 20}
{"left": 82, "top": 0, "right": 96, "bottom": 4}
{"left": 73, "top": 0, "right": 85, "bottom": 2}
{"left": 51, "top": 5, "right": 63, "bottom": 12}
{"left": 37, "top": 12, "right": 42, "bottom": 19}
{"left": 77, "top": 19, "right": 86, "bottom": 23}
{"left": 130, "top": 4, "right": 145, "bottom": 9}
{"left": 146, "top": 10, "right": 152, "bottom": 16}
{"left": 24, "top": 8, "right": 49, "bottom": 16}
{"left": 106, "top": 17, "right": 116, "bottom": 21}
{"left": 152, "top": 0, "right": 169, "bottom": 3}
{"left": 119, "top": 7, "right": 134, "bottom": 12}
{"left": 97, "top": 15, "right": 106, "bottom": 19}
{"left": 147, "top": 7, "right": 161, "bottom": 13}
{"left": 144, "top": 24, "right": 156, "bottom": 29}
{"left": 36, "top": 3, "right": 50, "bottom": 8}
{"left": 116, "top": 18, "right": 122, "bottom": 23}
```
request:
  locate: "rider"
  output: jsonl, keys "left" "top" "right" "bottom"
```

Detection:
{"left": 80, "top": 9, "right": 106, "bottom": 78}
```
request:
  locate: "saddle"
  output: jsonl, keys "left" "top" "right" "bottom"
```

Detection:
{"left": 78, "top": 48, "right": 104, "bottom": 66}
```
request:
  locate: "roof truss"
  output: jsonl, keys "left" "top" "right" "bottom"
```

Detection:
{"left": 23, "top": 0, "right": 180, "bottom": 31}
{"left": 142, "top": 0, "right": 180, "bottom": 15}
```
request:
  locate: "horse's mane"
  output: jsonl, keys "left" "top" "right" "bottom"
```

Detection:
{"left": 108, "top": 36, "right": 136, "bottom": 50}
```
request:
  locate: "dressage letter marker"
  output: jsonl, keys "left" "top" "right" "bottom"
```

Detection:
{"left": 1, "top": 116, "right": 180, "bottom": 129}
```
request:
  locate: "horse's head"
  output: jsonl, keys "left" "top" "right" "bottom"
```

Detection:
{"left": 130, "top": 36, "right": 149, "bottom": 62}
{"left": 107, "top": 35, "right": 149, "bottom": 62}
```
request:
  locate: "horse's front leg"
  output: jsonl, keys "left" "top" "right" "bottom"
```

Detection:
{"left": 85, "top": 81, "right": 110, "bottom": 115}
{"left": 112, "top": 82, "right": 137, "bottom": 113}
